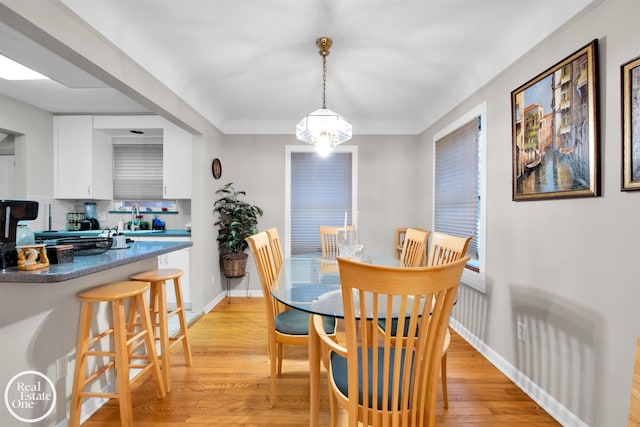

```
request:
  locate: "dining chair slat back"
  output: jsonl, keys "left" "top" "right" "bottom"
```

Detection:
{"left": 427, "top": 232, "right": 472, "bottom": 267}
{"left": 314, "top": 256, "right": 468, "bottom": 427}
{"left": 320, "top": 225, "right": 355, "bottom": 258}
{"left": 394, "top": 227, "right": 428, "bottom": 260}
{"left": 246, "top": 232, "right": 278, "bottom": 295}
{"left": 400, "top": 228, "right": 430, "bottom": 267}
{"left": 266, "top": 227, "right": 284, "bottom": 271}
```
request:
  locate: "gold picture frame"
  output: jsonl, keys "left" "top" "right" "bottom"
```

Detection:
{"left": 511, "top": 40, "right": 600, "bottom": 201}
{"left": 622, "top": 55, "right": 640, "bottom": 191}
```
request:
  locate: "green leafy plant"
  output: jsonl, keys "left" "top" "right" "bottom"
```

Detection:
{"left": 213, "top": 182, "right": 263, "bottom": 254}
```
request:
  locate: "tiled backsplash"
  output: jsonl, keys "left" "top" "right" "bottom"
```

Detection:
{"left": 24, "top": 197, "right": 192, "bottom": 232}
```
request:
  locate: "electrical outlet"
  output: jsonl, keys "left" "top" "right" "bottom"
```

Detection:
{"left": 56, "top": 355, "right": 68, "bottom": 380}
{"left": 98, "top": 213, "right": 106, "bottom": 222}
{"left": 517, "top": 321, "right": 527, "bottom": 343}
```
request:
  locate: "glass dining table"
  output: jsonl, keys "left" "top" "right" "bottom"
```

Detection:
{"left": 272, "top": 253, "right": 401, "bottom": 426}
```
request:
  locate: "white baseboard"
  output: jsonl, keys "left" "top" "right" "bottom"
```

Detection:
{"left": 227, "top": 289, "right": 262, "bottom": 299}
{"left": 204, "top": 290, "right": 263, "bottom": 312}
{"left": 54, "top": 386, "right": 111, "bottom": 426}
{"left": 449, "top": 319, "right": 588, "bottom": 427}
{"left": 204, "top": 292, "right": 227, "bottom": 312}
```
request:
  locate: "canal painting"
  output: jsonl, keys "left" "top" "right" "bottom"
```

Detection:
{"left": 622, "top": 55, "right": 640, "bottom": 191}
{"left": 511, "top": 40, "right": 599, "bottom": 201}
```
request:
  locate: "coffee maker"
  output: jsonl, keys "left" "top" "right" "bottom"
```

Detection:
{"left": 0, "top": 200, "right": 39, "bottom": 268}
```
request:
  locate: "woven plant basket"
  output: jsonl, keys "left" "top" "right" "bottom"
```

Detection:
{"left": 221, "top": 252, "right": 248, "bottom": 278}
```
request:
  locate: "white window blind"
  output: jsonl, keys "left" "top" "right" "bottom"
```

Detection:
{"left": 434, "top": 117, "right": 480, "bottom": 261}
{"left": 291, "top": 152, "right": 352, "bottom": 255}
{"left": 112, "top": 144, "right": 163, "bottom": 200}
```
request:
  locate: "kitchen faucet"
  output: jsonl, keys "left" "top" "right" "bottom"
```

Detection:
{"left": 131, "top": 205, "right": 140, "bottom": 231}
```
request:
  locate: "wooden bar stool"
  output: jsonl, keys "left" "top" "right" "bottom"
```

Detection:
{"left": 129, "top": 268, "right": 193, "bottom": 392}
{"left": 70, "top": 281, "right": 165, "bottom": 427}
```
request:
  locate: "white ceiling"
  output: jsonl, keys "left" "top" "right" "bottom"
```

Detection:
{"left": 1, "top": 0, "right": 594, "bottom": 135}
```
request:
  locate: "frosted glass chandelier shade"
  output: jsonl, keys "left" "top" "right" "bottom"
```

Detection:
{"left": 296, "top": 108, "right": 353, "bottom": 157}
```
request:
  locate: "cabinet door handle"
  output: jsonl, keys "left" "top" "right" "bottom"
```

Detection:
{"left": 164, "top": 185, "right": 167, "bottom": 196}
{"left": 87, "top": 186, "right": 91, "bottom": 195}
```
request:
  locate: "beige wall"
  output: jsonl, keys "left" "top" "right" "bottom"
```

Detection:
{"left": 223, "top": 133, "right": 422, "bottom": 260}
{"left": 420, "top": 1, "right": 640, "bottom": 425}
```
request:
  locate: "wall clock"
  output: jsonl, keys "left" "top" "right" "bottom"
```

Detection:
{"left": 212, "top": 158, "right": 222, "bottom": 179}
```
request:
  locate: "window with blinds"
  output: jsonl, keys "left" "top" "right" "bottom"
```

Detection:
{"left": 112, "top": 144, "right": 163, "bottom": 200}
{"left": 434, "top": 116, "right": 481, "bottom": 267}
{"left": 290, "top": 151, "right": 353, "bottom": 255}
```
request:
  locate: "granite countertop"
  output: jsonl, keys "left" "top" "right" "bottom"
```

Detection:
{"left": 0, "top": 240, "right": 192, "bottom": 283}
{"left": 35, "top": 229, "right": 191, "bottom": 239}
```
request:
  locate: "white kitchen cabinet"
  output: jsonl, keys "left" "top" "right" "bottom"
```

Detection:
{"left": 54, "top": 115, "right": 113, "bottom": 199}
{"left": 136, "top": 237, "right": 191, "bottom": 308}
{"left": 93, "top": 115, "right": 192, "bottom": 200}
{"left": 162, "top": 121, "right": 192, "bottom": 199}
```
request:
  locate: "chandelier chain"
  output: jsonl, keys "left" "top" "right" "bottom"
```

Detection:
{"left": 321, "top": 54, "right": 327, "bottom": 109}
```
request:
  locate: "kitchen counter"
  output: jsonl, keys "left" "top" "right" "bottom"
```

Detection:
{"left": 0, "top": 240, "right": 192, "bottom": 283}
{"left": 35, "top": 229, "right": 191, "bottom": 239}
{"left": 0, "top": 239, "right": 193, "bottom": 426}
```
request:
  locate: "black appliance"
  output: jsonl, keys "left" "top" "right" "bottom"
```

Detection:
{"left": 0, "top": 200, "right": 39, "bottom": 268}
{"left": 80, "top": 218, "right": 100, "bottom": 230}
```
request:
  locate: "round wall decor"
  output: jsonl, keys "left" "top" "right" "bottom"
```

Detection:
{"left": 212, "top": 158, "right": 222, "bottom": 179}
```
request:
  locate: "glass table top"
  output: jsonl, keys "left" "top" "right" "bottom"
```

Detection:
{"left": 271, "top": 253, "right": 402, "bottom": 318}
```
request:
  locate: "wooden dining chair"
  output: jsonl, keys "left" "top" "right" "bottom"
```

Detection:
{"left": 381, "top": 230, "right": 472, "bottom": 408}
{"left": 395, "top": 227, "right": 428, "bottom": 260}
{"left": 399, "top": 227, "right": 430, "bottom": 267}
{"left": 427, "top": 231, "right": 472, "bottom": 268}
{"left": 426, "top": 231, "right": 472, "bottom": 408}
{"left": 265, "top": 227, "right": 284, "bottom": 271}
{"left": 246, "top": 231, "right": 336, "bottom": 407}
{"left": 320, "top": 225, "right": 355, "bottom": 258}
{"left": 313, "top": 256, "right": 468, "bottom": 427}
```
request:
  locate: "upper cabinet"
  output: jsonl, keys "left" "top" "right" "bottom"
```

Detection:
{"left": 162, "top": 121, "right": 192, "bottom": 199}
{"left": 54, "top": 115, "right": 113, "bottom": 200}
{"left": 93, "top": 115, "right": 192, "bottom": 200}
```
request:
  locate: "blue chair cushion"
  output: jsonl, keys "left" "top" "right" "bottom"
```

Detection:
{"left": 377, "top": 318, "right": 416, "bottom": 337}
{"left": 330, "top": 346, "right": 414, "bottom": 410}
{"left": 274, "top": 308, "right": 336, "bottom": 335}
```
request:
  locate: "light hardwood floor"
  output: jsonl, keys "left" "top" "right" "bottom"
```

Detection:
{"left": 80, "top": 297, "right": 560, "bottom": 426}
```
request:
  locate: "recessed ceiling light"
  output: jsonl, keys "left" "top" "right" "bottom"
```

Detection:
{"left": 0, "top": 53, "right": 49, "bottom": 80}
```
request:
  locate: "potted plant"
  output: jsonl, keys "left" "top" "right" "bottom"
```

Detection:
{"left": 214, "top": 182, "right": 263, "bottom": 277}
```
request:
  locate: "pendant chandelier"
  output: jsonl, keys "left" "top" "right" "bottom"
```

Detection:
{"left": 296, "top": 37, "right": 352, "bottom": 157}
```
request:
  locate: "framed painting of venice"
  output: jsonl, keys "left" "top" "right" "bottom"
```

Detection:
{"left": 622, "top": 55, "right": 640, "bottom": 191}
{"left": 511, "top": 40, "right": 600, "bottom": 201}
